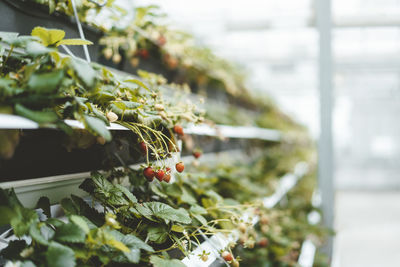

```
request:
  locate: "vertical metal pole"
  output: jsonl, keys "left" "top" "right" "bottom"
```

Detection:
{"left": 316, "top": 0, "right": 334, "bottom": 259}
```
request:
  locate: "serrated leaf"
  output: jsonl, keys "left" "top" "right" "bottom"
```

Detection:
{"left": 70, "top": 195, "right": 104, "bottom": 227}
{"left": 132, "top": 204, "right": 155, "bottom": 221}
{"left": 30, "top": 224, "right": 50, "bottom": 245}
{"left": 123, "top": 249, "right": 140, "bottom": 263}
{"left": 46, "top": 242, "right": 76, "bottom": 267}
{"left": 114, "top": 184, "right": 137, "bottom": 204}
{"left": 190, "top": 204, "right": 207, "bottom": 215}
{"left": 149, "top": 255, "right": 186, "bottom": 267}
{"left": 143, "top": 202, "right": 191, "bottom": 224}
{"left": 106, "top": 239, "right": 130, "bottom": 252}
{"left": 70, "top": 215, "right": 90, "bottom": 234}
{"left": 150, "top": 183, "right": 168, "bottom": 198}
{"left": 147, "top": 226, "right": 168, "bottom": 244}
{"left": 83, "top": 115, "right": 112, "bottom": 141}
{"left": 180, "top": 187, "right": 196, "bottom": 204}
{"left": 27, "top": 69, "right": 64, "bottom": 94}
{"left": 32, "top": 27, "right": 65, "bottom": 47}
{"left": 56, "top": 38, "right": 93, "bottom": 46}
{"left": 192, "top": 214, "right": 207, "bottom": 226}
{"left": 10, "top": 207, "right": 38, "bottom": 237}
{"left": 36, "top": 196, "right": 51, "bottom": 218}
{"left": 111, "top": 230, "right": 154, "bottom": 252}
{"left": 54, "top": 223, "right": 86, "bottom": 243}
{"left": 71, "top": 58, "right": 97, "bottom": 88}
{"left": 60, "top": 198, "right": 79, "bottom": 214}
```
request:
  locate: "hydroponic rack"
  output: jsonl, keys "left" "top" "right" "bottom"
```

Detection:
{"left": 0, "top": 3, "right": 319, "bottom": 266}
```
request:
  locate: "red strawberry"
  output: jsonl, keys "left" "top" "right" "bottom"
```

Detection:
{"left": 193, "top": 151, "right": 202, "bottom": 159}
{"left": 139, "top": 49, "right": 149, "bottom": 59}
{"left": 258, "top": 237, "right": 269, "bottom": 247}
{"left": 174, "top": 125, "right": 184, "bottom": 136}
{"left": 139, "top": 141, "right": 148, "bottom": 154}
{"left": 156, "top": 170, "right": 165, "bottom": 181}
{"left": 175, "top": 162, "right": 184, "bottom": 173}
{"left": 163, "top": 172, "right": 171, "bottom": 183}
{"left": 143, "top": 167, "right": 155, "bottom": 181}
{"left": 221, "top": 251, "right": 233, "bottom": 262}
{"left": 166, "top": 167, "right": 171, "bottom": 172}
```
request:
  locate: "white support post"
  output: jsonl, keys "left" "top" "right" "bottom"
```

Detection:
{"left": 316, "top": 0, "right": 334, "bottom": 258}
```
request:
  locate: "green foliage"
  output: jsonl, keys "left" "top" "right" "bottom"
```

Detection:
{"left": 150, "top": 255, "right": 187, "bottom": 267}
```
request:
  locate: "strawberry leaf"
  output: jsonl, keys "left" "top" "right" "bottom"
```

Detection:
{"left": 150, "top": 255, "right": 186, "bottom": 267}
{"left": 45, "top": 242, "right": 76, "bottom": 267}
{"left": 54, "top": 223, "right": 86, "bottom": 243}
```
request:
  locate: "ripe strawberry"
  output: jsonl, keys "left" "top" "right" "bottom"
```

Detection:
{"left": 221, "top": 251, "right": 233, "bottom": 262}
{"left": 193, "top": 151, "right": 202, "bottom": 159}
{"left": 175, "top": 162, "right": 184, "bottom": 173}
{"left": 166, "top": 167, "right": 171, "bottom": 172}
{"left": 143, "top": 167, "right": 155, "bottom": 181}
{"left": 139, "top": 141, "right": 148, "bottom": 154}
{"left": 174, "top": 125, "right": 184, "bottom": 136}
{"left": 258, "top": 237, "right": 269, "bottom": 247}
{"left": 139, "top": 49, "right": 149, "bottom": 59}
{"left": 163, "top": 172, "right": 171, "bottom": 183}
{"left": 156, "top": 170, "right": 165, "bottom": 181}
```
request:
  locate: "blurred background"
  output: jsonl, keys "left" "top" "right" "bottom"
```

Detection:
{"left": 130, "top": 0, "right": 400, "bottom": 266}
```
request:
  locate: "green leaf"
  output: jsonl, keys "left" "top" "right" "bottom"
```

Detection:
{"left": 26, "top": 41, "right": 54, "bottom": 57}
{"left": 54, "top": 223, "right": 86, "bottom": 243}
{"left": 180, "top": 187, "right": 196, "bottom": 204}
{"left": 46, "top": 218, "right": 64, "bottom": 228}
{"left": 21, "top": 261, "right": 36, "bottom": 267}
{"left": 60, "top": 198, "right": 79, "bottom": 214}
{"left": 114, "top": 184, "right": 137, "bottom": 204}
{"left": 56, "top": 39, "right": 93, "bottom": 46}
{"left": 14, "top": 104, "right": 59, "bottom": 124}
{"left": 71, "top": 58, "right": 97, "bottom": 89}
{"left": 110, "top": 230, "right": 154, "bottom": 252}
{"left": 30, "top": 224, "right": 50, "bottom": 245}
{"left": 106, "top": 239, "right": 130, "bottom": 252}
{"left": 124, "top": 79, "right": 150, "bottom": 91}
{"left": 70, "top": 215, "right": 90, "bottom": 234}
{"left": 32, "top": 27, "right": 65, "bottom": 46}
{"left": 132, "top": 204, "right": 155, "bottom": 222}
{"left": 36, "top": 196, "right": 51, "bottom": 218}
{"left": 171, "top": 225, "right": 185, "bottom": 233}
{"left": 192, "top": 214, "right": 207, "bottom": 226}
{"left": 27, "top": 69, "right": 64, "bottom": 94}
{"left": 10, "top": 208, "right": 38, "bottom": 237}
{"left": 123, "top": 249, "right": 140, "bottom": 263}
{"left": 46, "top": 242, "right": 76, "bottom": 267}
{"left": 190, "top": 204, "right": 207, "bottom": 215}
{"left": 83, "top": 115, "right": 112, "bottom": 141}
{"left": 70, "top": 195, "right": 104, "bottom": 227}
{"left": 147, "top": 226, "right": 168, "bottom": 244}
{"left": 149, "top": 255, "right": 186, "bottom": 267}
{"left": 143, "top": 202, "right": 191, "bottom": 224}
